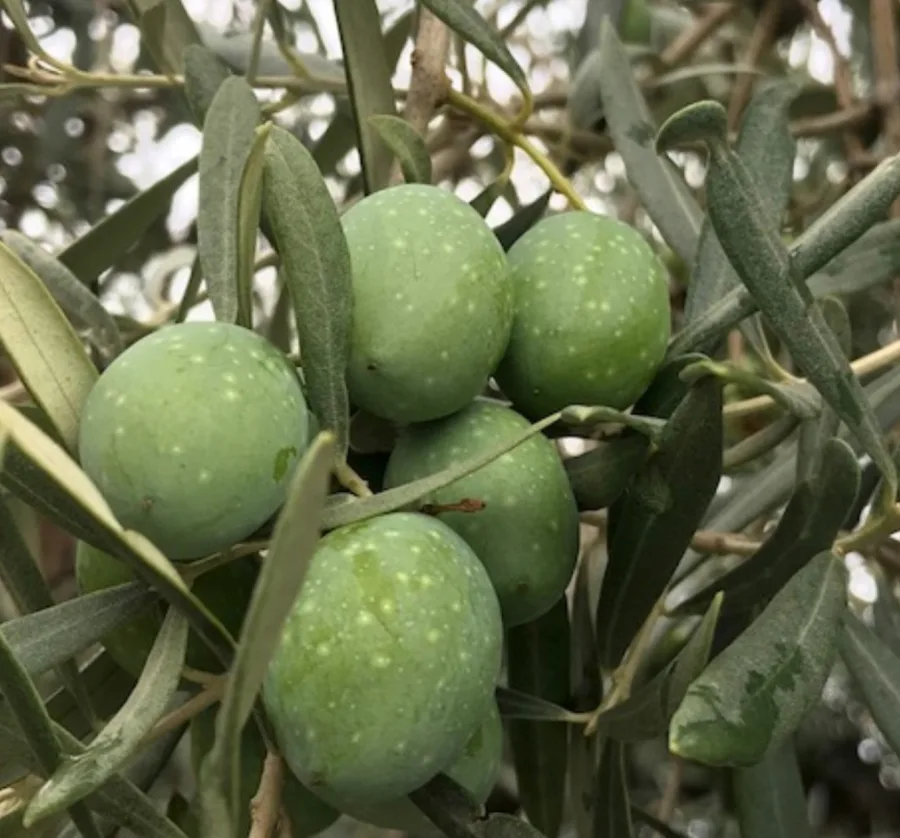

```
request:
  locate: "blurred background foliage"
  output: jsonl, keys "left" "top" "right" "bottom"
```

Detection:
{"left": 4, "top": 1, "right": 900, "bottom": 836}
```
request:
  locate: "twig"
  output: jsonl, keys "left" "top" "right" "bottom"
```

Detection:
{"left": 140, "top": 679, "right": 225, "bottom": 747}
{"left": 690, "top": 529, "right": 759, "bottom": 557}
{"left": 869, "top": 0, "right": 900, "bottom": 311}
{"left": 249, "top": 752, "right": 286, "bottom": 838}
{"left": 723, "top": 337, "right": 900, "bottom": 419}
{"left": 727, "top": 0, "right": 782, "bottom": 130}
{"left": 403, "top": 9, "right": 451, "bottom": 135}
{"left": 660, "top": 2, "right": 738, "bottom": 67}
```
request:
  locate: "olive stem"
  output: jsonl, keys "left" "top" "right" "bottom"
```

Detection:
{"left": 249, "top": 752, "right": 286, "bottom": 838}
{"left": 445, "top": 88, "right": 588, "bottom": 211}
{"left": 334, "top": 461, "right": 374, "bottom": 497}
{"left": 724, "top": 336, "right": 900, "bottom": 419}
{"left": 139, "top": 679, "right": 225, "bottom": 748}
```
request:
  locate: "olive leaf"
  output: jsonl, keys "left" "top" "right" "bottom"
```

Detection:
{"left": 418, "top": 0, "right": 530, "bottom": 102}
{"left": 565, "top": 434, "right": 651, "bottom": 512}
{"left": 495, "top": 687, "right": 582, "bottom": 723}
{"left": 673, "top": 437, "right": 860, "bottom": 618}
{"left": 492, "top": 190, "right": 552, "bottom": 251}
{"left": 58, "top": 157, "right": 199, "bottom": 288}
{"left": 197, "top": 76, "right": 261, "bottom": 325}
{"left": 0, "top": 498, "right": 96, "bottom": 724}
{"left": 369, "top": 115, "right": 433, "bottom": 185}
{"left": 839, "top": 612, "right": 900, "bottom": 757}
{"left": 1, "top": 230, "right": 124, "bottom": 363}
{"left": 0, "top": 695, "right": 190, "bottom": 838}
{"left": 2, "top": 582, "right": 154, "bottom": 680}
{"left": 595, "top": 375, "right": 724, "bottom": 668}
{"left": 559, "top": 406, "right": 667, "bottom": 441}
{"left": 199, "top": 433, "right": 335, "bottom": 837}
{"left": 0, "top": 630, "right": 102, "bottom": 838}
{"left": 0, "top": 401, "right": 236, "bottom": 672}
{"left": 685, "top": 80, "right": 799, "bottom": 330}
{"left": 657, "top": 100, "right": 897, "bottom": 503}
{"left": 592, "top": 594, "right": 722, "bottom": 742}
{"left": 334, "top": 0, "right": 399, "bottom": 193}
{"left": 669, "top": 550, "right": 846, "bottom": 767}
{"left": 594, "top": 18, "right": 703, "bottom": 267}
{"left": 24, "top": 607, "right": 189, "bottom": 824}
{"left": 733, "top": 738, "right": 814, "bottom": 838}
{"left": 724, "top": 415, "right": 799, "bottom": 472}
{"left": 235, "top": 123, "right": 270, "bottom": 328}
{"left": 322, "top": 411, "right": 562, "bottom": 530}
{"left": 0, "top": 241, "right": 98, "bottom": 453}
{"left": 594, "top": 740, "right": 634, "bottom": 838}
{"left": 506, "top": 598, "right": 570, "bottom": 838}
{"left": 795, "top": 297, "right": 850, "bottom": 484}
{"left": 183, "top": 44, "right": 233, "bottom": 127}
{"left": 123, "top": 0, "right": 201, "bottom": 75}
{"left": 261, "top": 125, "right": 354, "bottom": 463}
{"left": 872, "top": 571, "right": 900, "bottom": 657}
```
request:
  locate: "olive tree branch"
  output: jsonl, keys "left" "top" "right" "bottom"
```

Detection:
{"left": 248, "top": 752, "right": 286, "bottom": 838}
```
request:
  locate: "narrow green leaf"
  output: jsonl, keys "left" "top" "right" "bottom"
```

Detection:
{"left": 595, "top": 19, "right": 703, "bottom": 266}
{"left": 59, "top": 157, "right": 198, "bottom": 287}
{"left": 183, "top": 44, "right": 233, "bottom": 127}
{"left": 674, "top": 439, "right": 859, "bottom": 618}
{"left": 669, "top": 551, "right": 847, "bottom": 767}
{"left": 492, "top": 191, "right": 551, "bottom": 252}
{"left": 791, "top": 152, "right": 900, "bottom": 280}
{"left": 1, "top": 231, "right": 124, "bottom": 363}
{"left": 409, "top": 772, "right": 483, "bottom": 838}
{"left": 0, "top": 243, "right": 97, "bottom": 453}
{"left": 368, "top": 115, "right": 433, "bottom": 185}
{"left": 680, "top": 81, "right": 797, "bottom": 351}
{"left": 596, "top": 376, "right": 723, "bottom": 668}
{"left": 724, "top": 415, "right": 799, "bottom": 472}
{"left": 495, "top": 687, "right": 582, "bottom": 723}
{"left": 234, "top": 124, "right": 270, "bottom": 328}
{"left": 199, "top": 433, "right": 335, "bottom": 837}
{"left": 839, "top": 612, "right": 900, "bottom": 757}
{"left": 593, "top": 595, "right": 722, "bottom": 742}
{"left": 594, "top": 740, "right": 634, "bottom": 838}
{"left": 733, "top": 738, "right": 813, "bottom": 838}
{"left": 795, "top": 298, "right": 850, "bottom": 484}
{"left": 418, "top": 0, "right": 530, "bottom": 100}
{"left": 261, "top": 125, "right": 354, "bottom": 461}
{"left": 124, "top": 0, "right": 201, "bottom": 75}
{"left": 0, "top": 702, "right": 190, "bottom": 838}
{"left": 0, "top": 499, "right": 96, "bottom": 724}
{"left": 333, "top": 0, "right": 398, "bottom": 193}
{"left": 322, "top": 411, "right": 561, "bottom": 530}
{"left": 197, "top": 76, "right": 261, "bottom": 324}
{"left": 660, "top": 100, "right": 897, "bottom": 502}
{"left": 24, "top": 608, "right": 189, "bottom": 824}
{"left": 1, "top": 0, "right": 61, "bottom": 67}
{"left": 565, "top": 435, "right": 651, "bottom": 512}
{"left": 0, "top": 631, "right": 101, "bottom": 838}
{"left": 0, "top": 401, "right": 236, "bottom": 673}
{"left": 872, "top": 571, "right": 900, "bottom": 657}
{"left": 2, "top": 582, "right": 153, "bottom": 679}
{"left": 506, "top": 599, "right": 571, "bottom": 838}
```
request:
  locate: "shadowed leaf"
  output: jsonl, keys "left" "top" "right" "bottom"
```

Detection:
{"left": 594, "top": 740, "right": 633, "bottom": 837}
{"left": 369, "top": 115, "right": 433, "bottom": 185}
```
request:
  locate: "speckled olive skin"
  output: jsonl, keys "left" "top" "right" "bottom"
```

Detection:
{"left": 77, "top": 321, "right": 310, "bottom": 560}
{"left": 74, "top": 541, "right": 258, "bottom": 678}
{"left": 262, "top": 512, "right": 503, "bottom": 808}
{"left": 384, "top": 400, "right": 580, "bottom": 627}
{"left": 341, "top": 184, "right": 513, "bottom": 425}
{"left": 341, "top": 701, "right": 502, "bottom": 833}
{"left": 190, "top": 707, "right": 340, "bottom": 838}
{"left": 495, "top": 212, "right": 671, "bottom": 419}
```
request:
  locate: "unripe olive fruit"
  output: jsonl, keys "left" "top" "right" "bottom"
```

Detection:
{"left": 74, "top": 541, "right": 257, "bottom": 678}
{"left": 384, "top": 400, "right": 580, "bottom": 627}
{"left": 341, "top": 701, "right": 502, "bottom": 833}
{"left": 263, "top": 512, "right": 503, "bottom": 808}
{"left": 341, "top": 184, "right": 513, "bottom": 425}
{"left": 77, "top": 321, "right": 310, "bottom": 560}
{"left": 494, "top": 211, "right": 671, "bottom": 419}
{"left": 190, "top": 707, "right": 340, "bottom": 838}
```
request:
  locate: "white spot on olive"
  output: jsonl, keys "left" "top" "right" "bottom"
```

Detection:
{"left": 379, "top": 599, "right": 395, "bottom": 615}
{"left": 372, "top": 653, "right": 391, "bottom": 668}
{"left": 199, "top": 470, "right": 212, "bottom": 483}
{"left": 225, "top": 390, "right": 239, "bottom": 401}
{"left": 315, "top": 642, "right": 331, "bottom": 657}
{"left": 191, "top": 354, "right": 205, "bottom": 363}
{"left": 427, "top": 629, "right": 441, "bottom": 643}
{"left": 357, "top": 611, "right": 374, "bottom": 626}
{"left": 396, "top": 572, "right": 410, "bottom": 584}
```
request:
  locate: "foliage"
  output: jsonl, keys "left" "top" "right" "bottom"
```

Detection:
{"left": 3, "top": 1, "right": 900, "bottom": 838}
